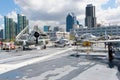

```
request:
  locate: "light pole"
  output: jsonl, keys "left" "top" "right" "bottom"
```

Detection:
{"left": 74, "top": 30, "right": 80, "bottom": 57}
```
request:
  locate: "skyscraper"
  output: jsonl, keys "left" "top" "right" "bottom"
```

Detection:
{"left": 66, "top": 13, "right": 77, "bottom": 32}
{"left": 4, "top": 14, "right": 29, "bottom": 41}
{"left": 4, "top": 16, "right": 10, "bottom": 40}
{"left": 4, "top": 16, "right": 17, "bottom": 40}
{"left": 0, "top": 29, "right": 3, "bottom": 39}
{"left": 17, "top": 14, "right": 23, "bottom": 34}
{"left": 17, "top": 14, "right": 29, "bottom": 35}
{"left": 85, "top": 4, "right": 96, "bottom": 28}
{"left": 9, "top": 18, "right": 16, "bottom": 40}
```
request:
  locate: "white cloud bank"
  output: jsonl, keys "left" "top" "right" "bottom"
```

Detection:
{"left": 11, "top": 0, "right": 120, "bottom": 27}
{"left": 0, "top": 14, "right": 4, "bottom": 29}
{"left": 7, "top": 11, "right": 17, "bottom": 22}
{"left": 0, "top": 15, "right": 3, "bottom": 19}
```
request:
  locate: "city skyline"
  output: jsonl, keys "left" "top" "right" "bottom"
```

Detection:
{"left": 4, "top": 14, "right": 29, "bottom": 40}
{"left": 0, "top": 0, "right": 120, "bottom": 30}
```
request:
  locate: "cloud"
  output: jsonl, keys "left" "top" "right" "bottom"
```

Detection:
{"left": 0, "top": 14, "right": 4, "bottom": 29}
{"left": 0, "top": 14, "right": 3, "bottom": 22}
{"left": 14, "top": 0, "right": 120, "bottom": 27}
{"left": 0, "top": 11, "right": 17, "bottom": 30}
{"left": 116, "top": 0, "right": 120, "bottom": 5}
{"left": 0, "top": 24, "right": 4, "bottom": 30}
{"left": 97, "top": 4, "right": 120, "bottom": 25}
{"left": 7, "top": 11, "right": 17, "bottom": 22}
{"left": 0, "top": 15, "right": 3, "bottom": 19}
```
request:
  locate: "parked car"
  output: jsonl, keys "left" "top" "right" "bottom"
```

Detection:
{"left": 2, "top": 42, "right": 15, "bottom": 50}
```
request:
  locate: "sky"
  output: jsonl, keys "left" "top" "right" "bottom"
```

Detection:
{"left": 0, "top": 0, "right": 120, "bottom": 30}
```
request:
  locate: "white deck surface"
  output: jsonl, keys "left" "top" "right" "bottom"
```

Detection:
{"left": 0, "top": 45, "right": 119, "bottom": 80}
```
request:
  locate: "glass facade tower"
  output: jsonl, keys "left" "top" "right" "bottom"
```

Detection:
{"left": 4, "top": 14, "right": 29, "bottom": 41}
{"left": 4, "top": 16, "right": 10, "bottom": 40}
{"left": 17, "top": 14, "right": 29, "bottom": 35}
{"left": 4, "top": 17, "right": 16, "bottom": 40}
{"left": 44, "top": 26, "right": 50, "bottom": 32}
{"left": 66, "top": 13, "right": 77, "bottom": 32}
{"left": 85, "top": 4, "right": 96, "bottom": 28}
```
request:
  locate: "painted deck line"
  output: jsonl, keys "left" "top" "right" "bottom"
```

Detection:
{"left": 0, "top": 48, "right": 73, "bottom": 74}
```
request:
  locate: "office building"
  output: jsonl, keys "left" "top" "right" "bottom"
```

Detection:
{"left": 4, "top": 16, "right": 17, "bottom": 40}
{"left": 4, "top": 14, "right": 29, "bottom": 41}
{"left": 0, "top": 29, "right": 3, "bottom": 39}
{"left": 44, "top": 26, "right": 50, "bottom": 32}
{"left": 17, "top": 14, "right": 23, "bottom": 34}
{"left": 47, "top": 31, "right": 70, "bottom": 40}
{"left": 4, "top": 16, "right": 10, "bottom": 40}
{"left": 54, "top": 26, "right": 60, "bottom": 32}
{"left": 66, "top": 13, "right": 77, "bottom": 32}
{"left": 9, "top": 18, "right": 16, "bottom": 40}
{"left": 85, "top": 4, "right": 96, "bottom": 28}
{"left": 70, "top": 26, "right": 120, "bottom": 37}
{"left": 17, "top": 14, "right": 29, "bottom": 35}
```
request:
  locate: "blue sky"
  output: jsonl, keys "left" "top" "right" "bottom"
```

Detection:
{"left": 0, "top": 0, "right": 120, "bottom": 29}
{"left": 0, "top": 0, "right": 20, "bottom": 29}
{"left": 0, "top": 0, "right": 115, "bottom": 16}
{"left": 102, "top": 0, "right": 117, "bottom": 9}
{"left": 0, "top": 0, "right": 20, "bottom": 16}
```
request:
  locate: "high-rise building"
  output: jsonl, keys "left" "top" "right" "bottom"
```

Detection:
{"left": 85, "top": 4, "right": 96, "bottom": 28}
{"left": 17, "top": 14, "right": 29, "bottom": 35}
{"left": 9, "top": 18, "right": 16, "bottom": 40}
{"left": 4, "top": 16, "right": 17, "bottom": 40}
{"left": 54, "top": 26, "right": 59, "bottom": 32}
{"left": 0, "top": 29, "right": 3, "bottom": 39}
{"left": 66, "top": 13, "right": 77, "bottom": 32}
{"left": 14, "top": 22, "right": 18, "bottom": 36}
{"left": 4, "top": 14, "right": 29, "bottom": 41}
{"left": 44, "top": 26, "right": 50, "bottom": 32}
{"left": 4, "top": 16, "right": 10, "bottom": 40}
{"left": 17, "top": 14, "right": 23, "bottom": 34}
